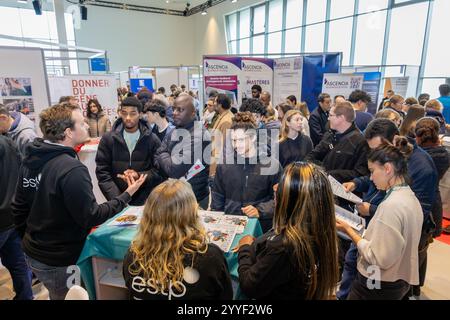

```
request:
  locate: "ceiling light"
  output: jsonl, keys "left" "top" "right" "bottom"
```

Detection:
{"left": 201, "top": 9, "right": 207, "bottom": 15}
{"left": 231, "top": 0, "right": 237, "bottom": 3}
{"left": 17, "top": 0, "right": 28, "bottom": 4}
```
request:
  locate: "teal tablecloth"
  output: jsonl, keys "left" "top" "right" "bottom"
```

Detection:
{"left": 77, "top": 210, "right": 262, "bottom": 300}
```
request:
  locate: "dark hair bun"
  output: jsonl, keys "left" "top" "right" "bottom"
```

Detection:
{"left": 393, "top": 136, "right": 413, "bottom": 158}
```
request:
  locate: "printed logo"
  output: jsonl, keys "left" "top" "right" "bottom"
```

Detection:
{"left": 205, "top": 61, "right": 228, "bottom": 72}
{"left": 242, "top": 62, "right": 263, "bottom": 72}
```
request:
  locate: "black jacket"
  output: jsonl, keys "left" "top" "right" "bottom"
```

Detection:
{"left": 308, "top": 106, "right": 329, "bottom": 146}
{"left": 96, "top": 119, "right": 164, "bottom": 206}
{"left": 279, "top": 134, "right": 313, "bottom": 167}
{"left": 210, "top": 154, "right": 282, "bottom": 232}
{"left": 155, "top": 121, "right": 210, "bottom": 202}
{"left": 11, "top": 139, "right": 131, "bottom": 266}
{"left": 123, "top": 243, "right": 233, "bottom": 300}
{"left": 238, "top": 230, "right": 311, "bottom": 300}
{"left": 0, "top": 135, "right": 20, "bottom": 232}
{"left": 306, "top": 123, "right": 370, "bottom": 183}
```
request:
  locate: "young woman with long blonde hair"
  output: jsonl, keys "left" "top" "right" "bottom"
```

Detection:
{"left": 123, "top": 179, "right": 233, "bottom": 300}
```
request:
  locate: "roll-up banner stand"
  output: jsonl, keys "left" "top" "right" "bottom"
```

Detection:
{"left": 240, "top": 57, "right": 274, "bottom": 102}
{"left": 273, "top": 57, "right": 303, "bottom": 106}
{"left": 0, "top": 46, "right": 51, "bottom": 134}
{"left": 48, "top": 74, "right": 119, "bottom": 124}
{"left": 356, "top": 72, "right": 382, "bottom": 115}
{"left": 322, "top": 73, "right": 364, "bottom": 99}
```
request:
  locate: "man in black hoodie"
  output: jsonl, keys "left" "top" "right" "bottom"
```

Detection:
{"left": 95, "top": 97, "right": 164, "bottom": 205}
{"left": 12, "top": 104, "right": 146, "bottom": 300}
{"left": 0, "top": 135, "right": 33, "bottom": 299}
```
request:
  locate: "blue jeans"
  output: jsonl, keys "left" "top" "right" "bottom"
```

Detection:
{"left": 0, "top": 228, "right": 33, "bottom": 300}
{"left": 25, "top": 256, "right": 72, "bottom": 300}
{"left": 336, "top": 243, "right": 358, "bottom": 300}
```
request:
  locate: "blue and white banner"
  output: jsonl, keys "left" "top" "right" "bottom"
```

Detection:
{"left": 273, "top": 57, "right": 303, "bottom": 106}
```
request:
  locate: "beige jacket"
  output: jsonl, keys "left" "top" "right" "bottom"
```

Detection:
{"left": 210, "top": 109, "right": 234, "bottom": 176}
{"left": 86, "top": 112, "right": 112, "bottom": 138}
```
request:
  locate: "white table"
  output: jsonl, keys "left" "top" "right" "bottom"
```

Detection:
{"left": 78, "top": 143, "right": 107, "bottom": 204}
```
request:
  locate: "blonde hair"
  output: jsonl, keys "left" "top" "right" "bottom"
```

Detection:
{"left": 128, "top": 179, "right": 208, "bottom": 293}
{"left": 274, "top": 162, "right": 339, "bottom": 299}
{"left": 425, "top": 99, "right": 443, "bottom": 112}
{"left": 280, "top": 110, "right": 304, "bottom": 142}
{"left": 297, "top": 102, "right": 310, "bottom": 119}
{"left": 264, "top": 105, "right": 277, "bottom": 122}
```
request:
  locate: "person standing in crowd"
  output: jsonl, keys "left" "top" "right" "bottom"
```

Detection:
{"left": 239, "top": 98, "right": 267, "bottom": 129}
{"left": 153, "top": 93, "right": 173, "bottom": 123}
{"left": 137, "top": 88, "right": 153, "bottom": 108}
{"left": 309, "top": 93, "right": 332, "bottom": 146}
{"left": 96, "top": 97, "right": 164, "bottom": 206}
{"left": 12, "top": 103, "right": 146, "bottom": 300}
{"left": 264, "top": 106, "right": 281, "bottom": 131}
{"left": 306, "top": 101, "right": 369, "bottom": 183}
{"left": 180, "top": 84, "right": 187, "bottom": 92}
{"left": 378, "top": 89, "right": 395, "bottom": 111}
{"left": 278, "top": 110, "right": 313, "bottom": 168}
{"left": 144, "top": 100, "right": 175, "bottom": 143}
{"left": 235, "top": 162, "right": 339, "bottom": 300}
{"left": 334, "top": 95, "right": 346, "bottom": 106}
{"left": 260, "top": 91, "right": 272, "bottom": 110}
{"left": 123, "top": 179, "right": 233, "bottom": 300}
{"left": 418, "top": 93, "right": 430, "bottom": 107}
{"left": 0, "top": 134, "right": 33, "bottom": 300}
{"left": 384, "top": 95, "right": 406, "bottom": 119}
{"left": 202, "top": 97, "right": 217, "bottom": 129}
{"left": 276, "top": 102, "right": 294, "bottom": 122}
{"left": 210, "top": 94, "right": 234, "bottom": 178}
{"left": 375, "top": 108, "right": 403, "bottom": 128}
{"left": 170, "top": 84, "right": 178, "bottom": 95}
{"left": 437, "top": 83, "right": 450, "bottom": 124}
{"left": 211, "top": 112, "right": 282, "bottom": 233}
{"left": 404, "top": 97, "right": 419, "bottom": 114}
{"left": 425, "top": 99, "right": 448, "bottom": 134}
{"left": 85, "top": 98, "right": 111, "bottom": 138}
{"left": 348, "top": 90, "right": 374, "bottom": 132}
{"left": 157, "top": 87, "right": 166, "bottom": 97}
{"left": 399, "top": 105, "right": 425, "bottom": 137}
{"left": 251, "top": 85, "right": 262, "bottom": 99}
{"left": 415, "top": 117, "right": 450, "bottom": 237}
{"left": 155, "top": 95, "right": 210, "bottom": 209}
{"left": 361, "top": 119, "right": 437, "bottom": 297}
{"left": 0, "top": 104, "right": 37, "bottom": 157}
{"left": 286, "top": 95, "right": 297, "bottom": 107}
{"left": 337, "top": 141, "right": 423, "bottom": 300}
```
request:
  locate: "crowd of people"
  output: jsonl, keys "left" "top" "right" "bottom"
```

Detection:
{"left": 0, "top": 81, "right": 449, "bottom": 301}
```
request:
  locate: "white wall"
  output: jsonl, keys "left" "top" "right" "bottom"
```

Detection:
{"left": 72, "top": 5, "right": 197, "bottom": 72}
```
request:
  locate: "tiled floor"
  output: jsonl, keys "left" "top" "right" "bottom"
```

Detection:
{"left": 1, "top": 232, "right": 450, "bottom": 300}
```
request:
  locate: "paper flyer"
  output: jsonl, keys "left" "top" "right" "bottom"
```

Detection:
{"left": 198, "top": 210, "right": 248, "bottom": 234}
{"left": 204, "top": 223, "right": 238, "bottom": 253}
{"left": 335, "top": 205, "right": 365, "bottom": 241}
{"left": 108, "top": 206, "right": 144, "bottom": 227}
{"left": 328, "top": 175, "right": 363, "bottom": 204}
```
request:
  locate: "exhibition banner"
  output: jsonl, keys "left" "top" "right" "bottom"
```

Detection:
{"left": 322, "top": 73, "right": 364, "bottom": 99}
{"left": 129, "top": 78, "right": 154, "bottom": 93}
{"left": 273, "top": 57, "right": 303, "bottom": 105}
{"left": 240, "top": 57, "right": 274, "bottom": 102}
{"left": 203, "top": 56, "right": 241, "bottom": 106}
{"left": 48, "top": 75, "right": 119, "bottom": 122}
{"left": 384, "top": 77, "right": 409, "bottom": 98}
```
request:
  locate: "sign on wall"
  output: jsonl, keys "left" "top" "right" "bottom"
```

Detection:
{"left": 322, "top": 73, "right": 364, "bottom": 99}
{"left": 273, "top": 57, "right": 303, "bottom": 106}
{"left": 240, "top": 57, "right": 273, "bottom": 102}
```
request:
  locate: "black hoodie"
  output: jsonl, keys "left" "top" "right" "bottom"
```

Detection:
{"left": 11, "top": 138, "right": 131, "bottom": 266}
{"left": 0, "top": 135, "right": 20, "bottom": 232}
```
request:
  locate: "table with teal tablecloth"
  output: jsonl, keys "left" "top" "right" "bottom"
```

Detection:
{"left": 77, "top": 210, "right": 263, "bottom": 300}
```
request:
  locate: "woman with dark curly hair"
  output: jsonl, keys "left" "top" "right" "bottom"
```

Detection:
{"left": 85, "top": 98, "right": 111, "bottom": 138}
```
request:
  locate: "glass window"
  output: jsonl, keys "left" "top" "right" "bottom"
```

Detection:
{"left": 306, "top": 0, "right": 327, "bottom": 25}
{"left": 386, "top": 2, "right": 428, "bottom": 66}
{"left": 65, "top": 13, "right": 76, "bottom": 42}
{"left": 285, "top": 28, "right": 302, "bottom": 54}
{"left": 19, "top": 9, "right": 53, "bottom": 40}
{"left": 425, "top": 0, "right": 450, "bottom": 77}
{"left": 253, "top": 5, "right": 266, "bottom": 35}
{"left": 286, "top": 0, "right": 303, "bottom": 29}
{"left": 229, "top": 40, "right": 237, "bottom": 54}
{"left": 330, "top": 0, "right": 355, "bottom": 19}
{"left": 240, "top": 9, "right": 250, "bottom": 38}
{"left": 305, "top": 23, "right": 325, "bottom": 52}
{"left": 268, "top": 0, "right": 283, "bottom": 32}
{"left": 239, "top": 38, "right": 250, "bottom": 54}
{"left": 421, "top": 79, "right": 446, "bottom": 99}
{"left": 328, "top": 17, "right": 353, "bottom": 65}
{"left": 0, "top": 7, "right": 22, "bottom": 37}
{"left": 228, "top": 14, "right": 237, "bottom": 41}
{"left": 268, "top": 31, "right": 282, "bottom": 54}
{"left": 358, "top": 0, "right": 389, "bottom": 14}
{"left": 354, "top": 9, "right": 386, "bottom": 65}
{"left": 252, "top": 34, "right": 265, "bottom": 54}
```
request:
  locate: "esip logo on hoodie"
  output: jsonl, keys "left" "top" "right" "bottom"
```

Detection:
{"left": 23, "top": 174, "right": 41, "bottom": 190}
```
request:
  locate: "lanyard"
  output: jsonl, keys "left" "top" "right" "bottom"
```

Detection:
{"left": 381, "top": 183, "right": 408, "bottom": 203}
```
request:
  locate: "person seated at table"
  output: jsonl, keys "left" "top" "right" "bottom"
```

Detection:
{"left": 85, "top": 98, "right": 111, "bottom": 138}
{"left": 11, "top": 104, "right": 147, "bottom": 300}
{"left": 211, "top": 112, "right": 282, "bottom": 233}
{"left": 123, "top": 179, "right": 233, "bottom": 300}
{"left": 278, "top": 110, "right": 313, "bottom": 168}
{"left": 143, "top": 99, "right": 175, "bottom": 143}
{"left": 96, "top": 97, "right": 164, "bottom": 206}
{"left": 234, "top": 162, "right": 339, "bottom": 300}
